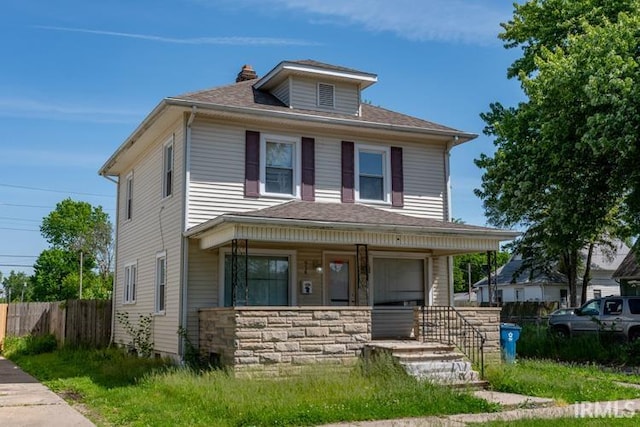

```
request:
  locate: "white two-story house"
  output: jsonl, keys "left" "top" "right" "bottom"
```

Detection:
{"left": 99, "top": 60, "right": 516, "bottom": 368}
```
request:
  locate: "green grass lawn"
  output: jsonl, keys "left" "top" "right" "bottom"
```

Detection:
{"left": 5, "top": 346, "right": 496, "bottom": 426}
{"left": 485, "top": 359, "right": 640, "bottom": 403}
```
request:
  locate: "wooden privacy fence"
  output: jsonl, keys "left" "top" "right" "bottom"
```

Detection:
{"left": 0, "top": 300, "right": 112, "bottom": 348}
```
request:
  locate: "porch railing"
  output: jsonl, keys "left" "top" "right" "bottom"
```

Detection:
{"left": 420, "top": 306, "right": 486, "bottom": 378}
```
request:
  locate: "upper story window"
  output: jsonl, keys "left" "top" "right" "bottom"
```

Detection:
{"left": 123, "top": 261, "right": 137, "bottom": 304}
{"left": 125, "top": 172, "right": 133, "bottom": 220}
{"left": 260, "top": 135, "right": 300, "bottom": 198}
{"left": 163, "top": 138, "right": 174, "bottom": 198}
{"left": 355, "top": 145, "right": 390, "bottom": 203}
{"left": 317, "top": 83, "right": 335, "bottom": 108}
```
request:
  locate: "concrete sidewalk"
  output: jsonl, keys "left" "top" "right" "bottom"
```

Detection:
{"left": 0, "top": 356, "right": 95, "bottom": 427}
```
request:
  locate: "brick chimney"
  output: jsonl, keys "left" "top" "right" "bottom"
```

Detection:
{"left": 236, "top": 64, "right": 258, "bottom": 82}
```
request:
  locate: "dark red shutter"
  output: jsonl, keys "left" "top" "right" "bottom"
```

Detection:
{"left": 301, "top": 137, "right": 315, "bottom": 201}
{"left": 341, "top": 141, "right": 355, "bottom": 203}
{"left": 245, "top": 130, "right": 260, "bottom": 198}
{"left": 391, "top": 146, "right": 404, "bottom": 207}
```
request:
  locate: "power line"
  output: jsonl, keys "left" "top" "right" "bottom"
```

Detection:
{"left": 0, "top": 227, "right": 39, "bottom": 232}
{"left": 0, "top": 203, "right": 52, "bottom": 209}
{"left": 0, "top": 183, "right": 114, "bottom": 198}
{"left": 0, "top": 264, "right": 33, "bottom": 267}
{"left": 0, "top": 217, "right": 41, "bottom": 223}
{"left": 0, "top": 256, "right": 37, "bottom": 260}
{"left": 0, "top": 202, "right": 115, "bottom": 212}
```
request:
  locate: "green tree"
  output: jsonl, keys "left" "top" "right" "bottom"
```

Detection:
{"left": 476, "top": 1, "right": 637, "bottom": 306}
{"left": 453, "top": 252, "right": 510, "bottom": 294}
{"left": 1, "top": 270, "right": 31, "bottom": 302}
{"left": 31, "top": 249, "right": 78, "bottom": 301}
{"left": 39, "top": 198, "right": 113, "bottom": 299}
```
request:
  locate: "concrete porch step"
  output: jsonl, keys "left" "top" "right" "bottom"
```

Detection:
{"left": 365, "top": 340, "right": 486, "bottom": 389}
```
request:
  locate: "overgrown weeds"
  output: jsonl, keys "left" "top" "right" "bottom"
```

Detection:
{"left": 2, "top": 334, "right": 58, "bottom": 358}
{"left": 7, "top": 347, "right": 495, "bottom": 426}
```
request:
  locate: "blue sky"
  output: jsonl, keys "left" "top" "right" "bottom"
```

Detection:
{"left": 0, "top": 0, "right": 523, "bottom": 278}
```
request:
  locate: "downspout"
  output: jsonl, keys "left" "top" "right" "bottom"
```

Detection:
{"left": 445, "top": 136, "right": 456, "bottom": 306}
{"left": 179, "top": 106, "right": 196, "bottom": 360}
{"left": 100, "top": 173, "right": 119, "bottom": 346}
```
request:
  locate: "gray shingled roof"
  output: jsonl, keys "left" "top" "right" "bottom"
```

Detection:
{"left": 230, "top": 201, "right": 500, "bottom": 232}
{"left": 613, "top": 246, "right": 640, "bottom": 279}
{"left": 288, "top": 59, "right": 376, "bottom": 77}
{"left": 474, "top": 255, "right": 568, "bottom": 288}
{"left": 170, "top": 79, "right": 460, "bottom": 133}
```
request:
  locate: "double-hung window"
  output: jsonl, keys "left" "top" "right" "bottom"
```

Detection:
{"left": 124, "top": 262, "right": 137, "bottom": 304}
{"left": 260, "top": 135, "right": 300, "bottom": 197}
{"left": 163, "top": 139, "right": 173, "bottom": 198}
{"left": 356, "top": 145, "right": 390, "bottom": 203}
{"left": 125, "top": 173, "right": 133, "bottom": 220}
{"left": 156, "top": 252, "right": 166, "bottom": 313}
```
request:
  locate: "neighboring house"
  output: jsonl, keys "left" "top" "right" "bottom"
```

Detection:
{"left": 474, "top": 254, "right": 569, "bottom": 305}
{"left": 99, "top": 60, "right": 517, "bottom": 367}
{"left": 613, "top": 243, "right": 640, "bottom": 296}
{"left": 475, "top": 242, "right": 629, "bottom": 305}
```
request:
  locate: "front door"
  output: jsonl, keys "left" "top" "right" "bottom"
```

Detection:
{"left": 326, "top": 255, "right": 356, "bottom": 306}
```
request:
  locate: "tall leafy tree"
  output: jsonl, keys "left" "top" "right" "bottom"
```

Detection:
{"left": 476, "top": 1, "right": 638, "bottom": 305}
{"left": 37, "top": 199, "right": 113, "bottom": 300}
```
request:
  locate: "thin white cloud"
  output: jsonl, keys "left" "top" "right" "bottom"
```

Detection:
{"left": 0, "top": 97, "right": 142, "bottom": 124}
{"left": 34, "top": 25, "right": 321, "bottom": 46}
{"left": 233, "top": 0, "right": 509, "bottom": 44}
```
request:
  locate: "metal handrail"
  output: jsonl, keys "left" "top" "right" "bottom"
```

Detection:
{"left": 420, "top": 306, "right": 486, "bottom": 378}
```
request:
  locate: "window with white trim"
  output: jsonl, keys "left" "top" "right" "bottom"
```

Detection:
{"left": 125, "top": 173, "right": 133, "bottom": 220}
{"left": 260, "top": 135, "right": 300, "bottom": 197}
{"left": 317, "top": 82, "right": 335, "bottom": 108}
{"left": 355, "top": 145, "right": 391, "bottom": 203}
{"left": 163, "top": 138, "right": 174, "bottom": 198}
{"left": 123, "top": 262, "right": 137, "bottom": 304}
{"left": 156, "top": 252, "right": 166, "bottom": 313}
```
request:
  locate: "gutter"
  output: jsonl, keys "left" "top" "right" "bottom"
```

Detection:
{"left": 184, "top": 214, "right": 520, "bottom": 240}
{"left": 164, "top": 98, "right": 477, "bottom": 143}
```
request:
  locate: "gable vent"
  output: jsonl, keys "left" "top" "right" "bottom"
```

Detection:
{"left": 318, "top": 83, "right": 335, "bottom": 108}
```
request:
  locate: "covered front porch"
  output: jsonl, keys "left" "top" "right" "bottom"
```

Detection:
{"left": 186, "top": 201, "right": 516, "bottom": 371}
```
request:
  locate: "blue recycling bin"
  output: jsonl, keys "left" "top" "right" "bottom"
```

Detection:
{"left": 500, "top": 323, "right": 522, "bottom": 364}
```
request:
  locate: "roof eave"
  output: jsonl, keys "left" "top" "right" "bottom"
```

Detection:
{"left": 254, "top": 61, "right": 378, "bottom": 91}
{"left": 185, "top": 213, "right": 519, "bottom": 240}
{"left": 165, "top": 97, "right": 477, "bottom": 142}
{"left": 98, "top": 100, "right": 175, "bottom": 177}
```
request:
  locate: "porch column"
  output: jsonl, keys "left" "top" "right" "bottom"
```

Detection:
{"left": 231, "top": 239, "right": 248, "bottom": 306}
{"left": 356, "top": 244, "right": 369, "bottom": 305}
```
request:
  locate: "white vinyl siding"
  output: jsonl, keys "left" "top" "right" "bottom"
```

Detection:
{"left": 272, "top": 78, "right": 290, "bottom": 106}
{"left": 290, "top": 77, "right": 359, "bottom": 115}
{"left": 114, "top": 118, "right": 184, "bottom": 357}
{"left": 185, "top": 239, "right": 218, "bottom": 345}
{"left": 188, "top": 119, "right": 447, "bottom": 227}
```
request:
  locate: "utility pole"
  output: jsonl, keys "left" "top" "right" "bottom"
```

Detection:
{"left": 467, "top": 262, "right": 472, "bottom": 301}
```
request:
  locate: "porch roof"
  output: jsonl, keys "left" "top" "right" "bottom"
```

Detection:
{"left": 185, "top": 201, "right": 518, "bottom": 253}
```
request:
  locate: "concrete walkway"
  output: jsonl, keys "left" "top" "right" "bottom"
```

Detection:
{"left": 322, "top": 391, "right": 640, "bottom": 426}
{"left": 0, "top": 356, "right": 94, "bottom": 427}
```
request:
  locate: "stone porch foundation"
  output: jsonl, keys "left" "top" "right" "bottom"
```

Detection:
{"left": 199, "top": 307, "right": 372, "bottom": 374}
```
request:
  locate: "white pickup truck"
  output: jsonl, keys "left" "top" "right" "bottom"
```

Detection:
{"left": 548, "top": 296, "right": 640, "bottom": 341}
